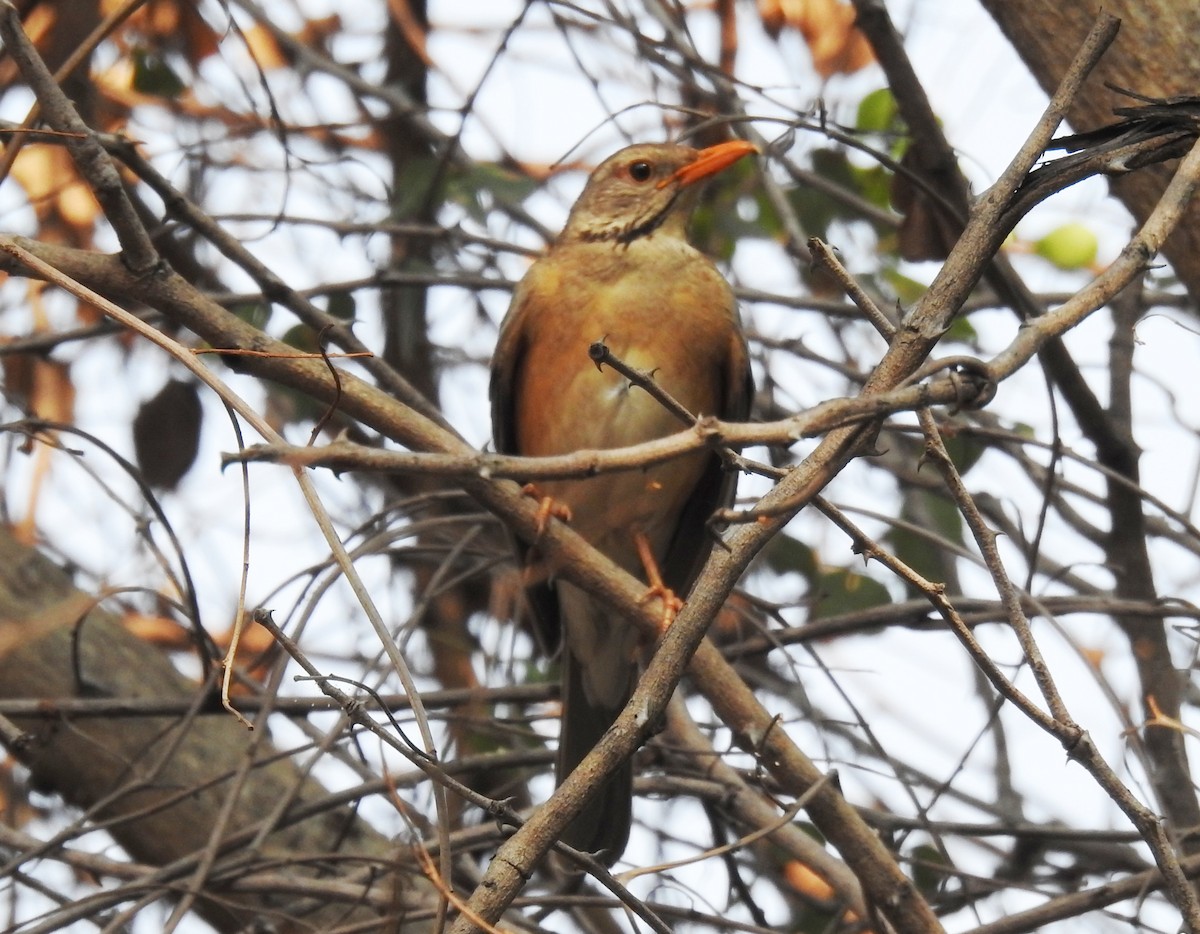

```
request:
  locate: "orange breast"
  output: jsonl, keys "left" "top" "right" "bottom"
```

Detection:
{"left": 510, "top": 235, "right": 737, "bottom": 569}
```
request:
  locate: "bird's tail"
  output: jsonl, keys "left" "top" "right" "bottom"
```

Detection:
{"left": 556, "top": 585, "right": 638, "bottom": 864}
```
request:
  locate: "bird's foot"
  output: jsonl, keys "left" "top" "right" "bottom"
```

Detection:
{"left": 521, "top": 483, "right": 572, "bottom": 537}
{"left": 634, "top": 531, "right": 683, "bottom": 634}
{"left": 638, "top": 581, "right": 683, "bottom": 633}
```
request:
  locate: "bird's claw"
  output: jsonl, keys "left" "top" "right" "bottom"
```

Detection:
{"left": 638, "top": 582, "right": 684, "bottom": 634}
{"left": 521, "top": 483, "right": 572, "bottom": 538}
{"left": 633, "top": 530, "right": 683, "bottom": 634}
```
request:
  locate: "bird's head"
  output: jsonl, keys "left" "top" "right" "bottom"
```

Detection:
{"left": 561, "top": 140, "right": 758, "bottom": 244}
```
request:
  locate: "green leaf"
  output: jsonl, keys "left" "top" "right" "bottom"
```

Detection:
{"left": 911, "top": 843, "right": 952, "bottom": 896}
{"left": 889, "top": 490, "right": 963, "bottom": 590}
{"left": 848, "top": 163, "right": 894, "bottom": 211}
{"left": 793, "top": 821, "right": 826, "bottom": 845}
{"left": 395, "top": 156, "right": 542, "bottom": 223}
{"left": 265, "top": 383, "right": 326, "bottom": 426}
{"left": 761, "top": 533, "right": 819, "bottom": 577}
{"left": 941, "top": 430, "right": 986, "bottom": 475}
{"left": 785, "top": 149, "right": 856, "bottom": 239}
{"left": 281, "top": 323, "right": 319, "bottom": 354}
{"left": 856, "top": 88, "right": 900, "bottom": 133}
{"left": 809, "top": 567, "right": 891, "bottom": 620}
{"left": 944, "top": 314, "right": 978, "bottom": 344}
{"left": 1034, "top": 222, "right": 1098, "bottom": 270}
{"left": 767, "top": 537, "right": 893, "bottom": 620}
{"left": 230, "top": 301, "right": 271, "bottom": 330}
{"left": 880, "top": 266, "right": 927, "bottom": 305}
{"left": 443, "top": 160, "right": 541, "bottom": 224}
{"left": 131, "top": 49, "right": 185, "bottom": 98}
{"left": 692, "top": 157, "right": 764, "bottom": 257}
{"left": 325, "top": 290, "right": 356, "bottom": 320}
{"left": 748, "top": 189, "right": 786, "bottom": 240}
{"left": 392, "top": 157, "right": 441, "bottom": 221}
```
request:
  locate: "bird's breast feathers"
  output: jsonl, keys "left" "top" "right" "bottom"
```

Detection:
{"left": 504, "top": 236, "right": 740, "bottom": 549}
{"left": 512, "top": 237, "right": 737, "bottom": 447}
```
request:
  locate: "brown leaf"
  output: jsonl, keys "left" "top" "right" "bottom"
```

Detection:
{"left": 132, "top": 378, "right": 203, "bottom": 490}
{"left": 30, "top": 357, "right": 75, "bottom": 425}
{"left": 112, "top": 0, "right": 220, "bottom": 62}
{"left": 890, "top": 147, "right": 966, "bottom": 261}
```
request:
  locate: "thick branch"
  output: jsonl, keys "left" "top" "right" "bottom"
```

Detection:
{"left": 0, "top": 528, "right": 436, "bottom": 933}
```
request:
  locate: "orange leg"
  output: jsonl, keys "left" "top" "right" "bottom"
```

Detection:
{"left": 521, "top": 483, "right": 572, "bottom": 537}
{"left": 519, "top": 484, "right": 571, "bottom": 588}
{"left": 634, "top": 531, "right": 683, "bottom": 633}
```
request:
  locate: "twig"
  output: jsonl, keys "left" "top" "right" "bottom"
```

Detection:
{"left": 223, "top": 366, "right": 994, "bottom": 484}
{"left": 915, "top": 410, "right": 1200, "bottom": 931}
{"left": 588, "top": 340, "right": 696, "bottom": 426}
{"left": 0, "top": 1, "right": 157, "bottom": 273}
{"left": 0, "top": 0, "right": 146, "bottom": 186}
{"left": 111, "top": 142, "right": 454, "bottom": 431}
{"left": 0, "top": 206, "right": 940, "bottom": 934}
{"left": 808, "top": 237, "right": 897, "bottom": 340}
{"left": 0, "top": 234, "right": 459, "bottom": 904}
{"left": 989, "top": 135, "right": 1200, "bottom": 380}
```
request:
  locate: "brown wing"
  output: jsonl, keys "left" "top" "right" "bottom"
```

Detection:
{"left": 489, "top": 291, "right": 526, "bottom": 458}
{"left": 489, "top": 282, "right": 563, "bottom": 652}
{"left": 660, "top": 324, "right": 753, "bottom": 596}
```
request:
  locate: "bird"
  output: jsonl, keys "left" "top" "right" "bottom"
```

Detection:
{"left": 490, "top": 139, "right": 756, "bottom": 864}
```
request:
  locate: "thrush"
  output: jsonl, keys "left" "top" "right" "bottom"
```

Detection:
{"left": 491, "top": 140, "right": 756, "bottom": 863}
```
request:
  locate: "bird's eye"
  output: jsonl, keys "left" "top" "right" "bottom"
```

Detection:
{"left": 628, "top": 161, "right": 653, "bottom": 182}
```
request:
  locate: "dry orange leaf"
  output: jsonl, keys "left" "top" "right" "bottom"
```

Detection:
{"left": 122, "top": 611, "right": 192, "bottom": 648}
{"left": 10, "top": 146, "right": 64, "bottom": 202}
{"left": 0, "top": 1, "right": 100, "bottom": 86}
{"left": 783, "top": 859, "right": 837, "bottom": 901}
{"left": 757, "top": 0, "right": 875, "bottom": 77}
{"left": 215, "top": 616, "right": 282, "bottom": 692}
{"left": 19, "top": 3, "right": 58, "bottom": 47}
{"left": 105, "top": 0, "right": 179, "bottom": 36}
{"left": 297, "top": 15, "right": 342, "bottom": 52}
{"left": 10, "top": 145, "right": 102, "bottom": 243}
{"left": 6, "top": 357, "right": 74, "bottom": 545}
{"left": 388, "top": 0, "right": 430, "bottom": 66}
{"left": 5, "top": 284, "right": 76, "bottom": 545}
{"left": 31, "top": 357, "right": 74, "bottom": 425}
{"left": 213, "top": 616, "right": 277, "bottom": 657}
{"left": 241, "top": 23, "right": 289, "bottom": 71}
{"left": 1080, "top": 646, "right": 1106, "bottom": 670}
{"left": 0, "top": 757, "right": 40, "bottom": 831}
{"left": 784, "top": 859, "right": 862, "bottom": 922}
{"left": 93, "top": 61, "right": 281, "bottom": 133}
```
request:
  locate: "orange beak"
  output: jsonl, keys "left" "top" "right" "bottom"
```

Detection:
{"left": 664, "top": 139, "right": 759, "bottom": 189}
